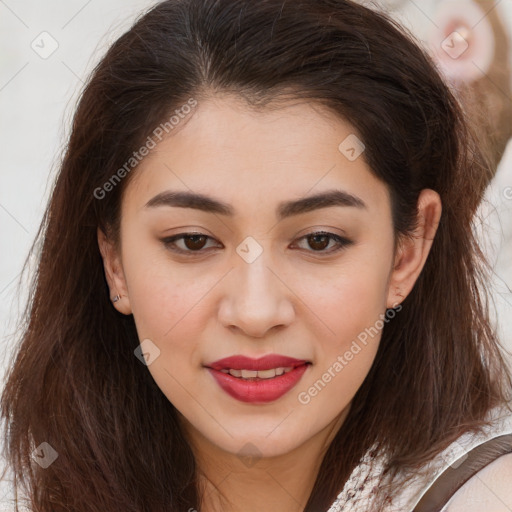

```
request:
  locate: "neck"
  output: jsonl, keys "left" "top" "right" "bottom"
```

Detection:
{"left": 181, "top": 408, "right": 349, "bottom": 512}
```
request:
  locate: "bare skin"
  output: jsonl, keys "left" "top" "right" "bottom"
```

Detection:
{"left": 98, "top": 95, "right": 442, "bottom": 512}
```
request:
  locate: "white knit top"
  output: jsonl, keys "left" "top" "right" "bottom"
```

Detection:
{"left": 326, "top": 406, "right": 512, "bottom": 512}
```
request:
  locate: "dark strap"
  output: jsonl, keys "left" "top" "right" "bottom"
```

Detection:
{"left": 413, "top": 433, "right": 512, "bottom": 512}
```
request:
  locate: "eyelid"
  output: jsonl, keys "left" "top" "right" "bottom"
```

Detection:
{"left": 161, "top": 229, "right": 353, "bottom": 257}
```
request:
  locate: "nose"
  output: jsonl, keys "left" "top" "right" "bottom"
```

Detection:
{"left": 217, "top": 249, "right": 295, "bottom": 338}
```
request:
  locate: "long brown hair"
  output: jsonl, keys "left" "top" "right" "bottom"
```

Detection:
{"left": 2, "top": 1, "right": 511, "bottom": 511}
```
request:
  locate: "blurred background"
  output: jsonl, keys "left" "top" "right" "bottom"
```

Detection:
{"left": 1, "top": 0, "right": 512, "bottom": 507}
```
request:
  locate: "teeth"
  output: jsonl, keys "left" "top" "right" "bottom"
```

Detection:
{"left": 241, "top": 369, "right": 258, "bottom": 378}
{"left": 255, "top": 368, "right": 276, "bottom": 379}
{"left": 218, "top": 367, "right": 295, "bottom": 379}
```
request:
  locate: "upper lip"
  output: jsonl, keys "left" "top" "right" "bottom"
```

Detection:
{"left": 205, "top": 355, "right": 310, "bottom": 371}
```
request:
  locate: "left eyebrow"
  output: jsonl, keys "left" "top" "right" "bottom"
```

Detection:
{"left": 143, "top": 188, "right": 367, "bottom": 220}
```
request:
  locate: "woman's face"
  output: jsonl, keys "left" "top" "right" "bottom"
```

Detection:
{"left": 101, "top": 96, "right": 405, "bottom": 460}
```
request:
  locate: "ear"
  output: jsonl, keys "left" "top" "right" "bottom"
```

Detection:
{"left": 97, "top": 227, "right": 132, "bottom": 315}
{"left": 386, "top": 189, "right": 442, "bottom": 308}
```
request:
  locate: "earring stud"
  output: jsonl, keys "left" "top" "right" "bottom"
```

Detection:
{"left": 112, "top": 294, "right": 121, "bottom": 303}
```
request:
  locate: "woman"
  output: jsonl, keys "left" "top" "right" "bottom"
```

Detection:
{"left": 1, "top": 0, "right": 511, "bottom": 510}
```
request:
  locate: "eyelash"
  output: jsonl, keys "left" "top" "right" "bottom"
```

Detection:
{"left": 161, "top": 231, "right": 353, "bottom": 256}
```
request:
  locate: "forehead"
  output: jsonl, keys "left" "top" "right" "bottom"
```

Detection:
{"left": 122, "top": 96, "right": 391, "bottom": 217}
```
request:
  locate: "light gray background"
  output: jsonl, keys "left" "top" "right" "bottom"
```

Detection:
{"left": 1, "top": 0, "right": 512, "bottom": 507}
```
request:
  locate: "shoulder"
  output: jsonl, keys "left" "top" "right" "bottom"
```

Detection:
{"left": 441, "top": 452, "right": 512, "bottom": 511}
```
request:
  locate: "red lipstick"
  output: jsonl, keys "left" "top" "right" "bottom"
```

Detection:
{"left": 205, "top": 354, "right": 311, "bottom": 403}
{"left": 207, "top": 354, "right": 309, "bottom": 371}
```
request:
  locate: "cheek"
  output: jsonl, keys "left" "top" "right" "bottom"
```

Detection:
{"left": 125, "top": 264, "right": 216, "bottom": 408}
{"left": 128, "top": 270, "right": 221, "bottom": 365}
{"left": 120, "top": 229, "right": 215, "bottom": 340}
{"left": 301, "top": 258, "right": 390, "bottom": 344}
{"left": 293, "top": 276, "right": 386, "bottom": 417}
{"left": 296, "top": 256, "right": 390, "bottom": 390}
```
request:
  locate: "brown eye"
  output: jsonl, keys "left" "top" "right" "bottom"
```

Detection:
{"left": 182, "top": 234, "right": 208, "bottom": 250}
{"left": 161, "top": 231, "right": 352, "bottom": 257}
{"left": 294, "top": 231, "right": 353, "bottom": 254}
{"left": 307, "top": 234, "right": 331, "bottom": 251}
{"left": 161, "top": 233, "right": 221, "bottom": 254}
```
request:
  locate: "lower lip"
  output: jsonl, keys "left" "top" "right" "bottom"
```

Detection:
{"left": 207, "top": 364, "right": 310, "bottom": 403}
